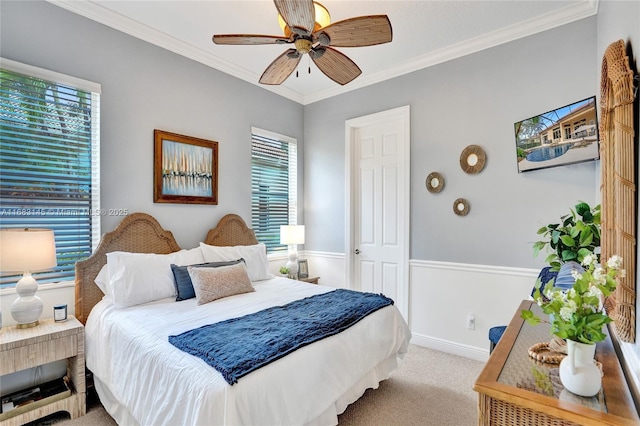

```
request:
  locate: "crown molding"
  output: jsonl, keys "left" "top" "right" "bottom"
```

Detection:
{"left": 47, "top": 0, "right": 598, "bottom": 106}
{"left": 302, "top": 0, "right": 599, "bottom": 104}
{"left": 46, "top": 0, "right": 305, "bottom": 104}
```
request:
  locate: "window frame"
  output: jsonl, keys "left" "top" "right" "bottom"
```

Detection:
{"left": 250, "top": 127, "right": 298, "bottom": 254}
{"left": 0, "top": 58, "right": 101, "bottom": 288}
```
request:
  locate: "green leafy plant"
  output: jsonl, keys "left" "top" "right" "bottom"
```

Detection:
{"left": 279, "top": 266, "right": 290, "bottom": 275}
{"left": 533, "top": 202, "right": 601, "bottom": 271}
{"left": 521, "top": 254, "right": 623, "bottom": 344}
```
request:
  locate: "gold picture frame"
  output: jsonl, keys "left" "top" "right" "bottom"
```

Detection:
{"left": 154, "top": 130, "right": 218, "bottom": 205}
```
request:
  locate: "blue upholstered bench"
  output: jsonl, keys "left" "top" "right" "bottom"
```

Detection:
{"left": 488, "top": 266, "right": 558, "bottom": 353}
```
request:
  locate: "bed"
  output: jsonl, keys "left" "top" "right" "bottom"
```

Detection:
{"left": 76, "top": 213, "right": 411, "bottom": 426}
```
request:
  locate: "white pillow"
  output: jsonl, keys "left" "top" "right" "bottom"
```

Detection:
{"left": 199, "top": 242, "right": 273, "bottom": 282}
{"left": 94, "top": 264, "right": 110, "bottom": 296}
{"left": 107, "top": 247, "right": 205, "bottom": 308}
{"left": 172, "top": 247, "right": 205, "bottom": 265}
{"left": 95, "top": 247, "right": 203, "bottom": 300}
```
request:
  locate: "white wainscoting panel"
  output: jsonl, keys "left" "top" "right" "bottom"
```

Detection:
{"left": 410, "top": 260, "right": 539, "bottom": 361}
{"left": 269, "top": 251, "right": 346, "bottom": 288}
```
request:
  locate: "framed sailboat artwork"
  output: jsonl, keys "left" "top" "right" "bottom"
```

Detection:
{"left": 154, "top": 129, "right": 218, "bottom": 204}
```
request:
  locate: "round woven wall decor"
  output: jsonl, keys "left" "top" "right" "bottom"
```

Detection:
{"left": 453, "top": 198, "right": 469, "bottom": 216}
{"left": 459, "top": 145, "right": 486, "bottom": 174}
{"left": 426, "top": 172, "right": 444, "bottom": 193}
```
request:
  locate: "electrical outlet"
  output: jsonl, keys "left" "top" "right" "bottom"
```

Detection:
{"left": 467, "top": 313, "right": 475, "bottom": 330}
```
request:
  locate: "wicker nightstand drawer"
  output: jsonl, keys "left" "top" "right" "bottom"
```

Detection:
{"left": 0, "top": 334, "right": 77, "bottom": 375}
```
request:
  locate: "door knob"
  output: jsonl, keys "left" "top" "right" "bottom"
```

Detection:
{"left": 354, "top": 249, "right": 361, "bottom": 255}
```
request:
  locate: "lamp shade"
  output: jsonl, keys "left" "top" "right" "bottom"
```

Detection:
{"left": 280, "top": 225, "right": 305, "bottom": 245}
{"left": 0, "top": 228, "right": 57, "bottom": 272}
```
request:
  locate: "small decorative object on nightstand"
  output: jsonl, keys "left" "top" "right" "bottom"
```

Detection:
{"left": 0, "top": 228, "right": 57, "bottom": 329}
{"left": 0, "top": 316, "right": 86, "bottom": 424}
{"left": 54, "top": 304, "right": 68, "bottom": 322}
{"left": 297, "top": 259, "right": 309, "bottom": 279}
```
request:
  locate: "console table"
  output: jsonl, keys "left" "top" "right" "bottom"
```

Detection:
{"left": 474, "top": 300, "right": 639, "bottom": 426}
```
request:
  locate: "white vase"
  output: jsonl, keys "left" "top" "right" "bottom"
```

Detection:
{"left": 559, "top": 339, "right": 601, "bottom": 397}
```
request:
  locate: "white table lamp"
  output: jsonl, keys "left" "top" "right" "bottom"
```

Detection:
{"left": 0, "top": 228, "right": 57, "bottom": 328}
{"left": 280, "top": 225, "right": 305, "bottom": 278}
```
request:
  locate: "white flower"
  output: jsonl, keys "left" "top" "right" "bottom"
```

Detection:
{"left": 620, "top": 269, "right": 626, "bottom": 278}
{"left": 544, "top": 287, "right": 554, "bottom": 300}
{"left": 586, "top": 285, "right": 603, "bottom": 299}
{"left": 607, "top": 255, "right": 623, "bottom": 270}
{"left": 560, "top": 300, "right": 577, "bottom": 321}
{"left": 592, "top": 267, "right": 606, "bottom": 285}
{"left": 571, "top": 269, "right": 583, "bottom": 280}
{"left": 585, "top": 285, "right": 604, "bottom": 311}
{"left": 582, "top": 254, "right": 597, "bottom": 268}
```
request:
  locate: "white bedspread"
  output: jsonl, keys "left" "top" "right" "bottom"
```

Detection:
{"left": 85, "top": 277, "right": 411, "bottom": 426}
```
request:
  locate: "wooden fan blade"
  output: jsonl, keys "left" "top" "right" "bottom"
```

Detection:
{"left": 315, "top": 15, "right": 392, "bottom": 47}
{"left": 260, "top": 49, "right": 302, "bottom": 85}
{"left": 273, "top": 0, "right": 315, "bottom": 34}
{"left": 310, "top": 47, "right": 362, "bottom": 86}
{"left": 212, "top": 34, "right": 289, "bottom": 45}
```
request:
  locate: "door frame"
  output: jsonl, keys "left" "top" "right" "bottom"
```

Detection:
{"left": 344, "top": 105, "right": 411, "bottom": 319}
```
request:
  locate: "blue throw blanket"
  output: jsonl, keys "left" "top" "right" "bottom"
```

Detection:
{"left": 168, "top": 289, "right": 393, "bottom": 385}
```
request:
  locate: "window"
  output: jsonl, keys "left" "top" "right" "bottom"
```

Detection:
{"left": 251, "top": 127, "right": 297, "bottom": 253}
{"left": 0, "top": 59, "right": 101, "bottom": 287}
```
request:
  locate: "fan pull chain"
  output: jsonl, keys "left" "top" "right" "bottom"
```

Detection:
{"left": 308, "top": 56, "right": 311, "bottom": 74}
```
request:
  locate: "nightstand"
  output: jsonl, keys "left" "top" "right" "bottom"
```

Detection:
{"left": 0, "top": 316, "right": 86, "bottom": 425}
{"left": 299, "top": 276, "right": 320, "bottom": 284}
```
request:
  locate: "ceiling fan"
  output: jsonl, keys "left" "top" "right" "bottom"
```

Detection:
{"left": 212, "top": 0, "right": 392, "bottom": 86}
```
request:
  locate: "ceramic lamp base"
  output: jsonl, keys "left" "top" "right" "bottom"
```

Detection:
{"left": 285, "top": 249, "right": 299, "bottom": 278}
{"left": 11, "top": 272, "right": 44, "bottom": 327}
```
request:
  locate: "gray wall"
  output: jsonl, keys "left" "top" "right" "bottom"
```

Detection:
{"left": 0, "top": 1, "right": 615, "bottom": 271}
{"left": 304, "top": 17, "right": 599, "bottom": 269}
{"left": 0, "top": 0, "right": 304, "bottom": 249}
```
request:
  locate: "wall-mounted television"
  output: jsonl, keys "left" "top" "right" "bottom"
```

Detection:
{"left": 514, "top": 96, "right": 600, "bottom": 173}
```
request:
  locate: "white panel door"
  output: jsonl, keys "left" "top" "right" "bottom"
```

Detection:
{"left": 346, "top": 106, "right": 410, "bottom": 320}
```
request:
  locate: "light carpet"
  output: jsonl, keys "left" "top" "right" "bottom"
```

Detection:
{"left": 29, "top": 344, "right": 484, "bottom": 425}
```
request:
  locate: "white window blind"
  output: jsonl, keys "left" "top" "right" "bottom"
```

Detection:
{"left": 0, "top": 60, "right": 101, "bottom": 287}
{"left": 251, "top": 127, "right": 297, "bottom": 253}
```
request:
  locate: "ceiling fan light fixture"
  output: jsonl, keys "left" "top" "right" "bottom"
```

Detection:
{"left": 294, "top": 38, "right": 313, "bottom": 54}
{"left": 277, "top": 2, "right": 331, "bottom": 36}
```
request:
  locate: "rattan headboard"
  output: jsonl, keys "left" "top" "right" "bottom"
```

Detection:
{"left": 204, "top": 213, "right": 258, "bottom": 246}
{"left": 74, "top": 213, "right": 257, "bottom": 324}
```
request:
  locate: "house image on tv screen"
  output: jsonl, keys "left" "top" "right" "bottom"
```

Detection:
{"left": 514, "top": 97, "right": 599, "bottom": 173}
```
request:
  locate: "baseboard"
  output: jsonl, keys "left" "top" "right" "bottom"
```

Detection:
{"left": 411, "top": 332, "right": 490, "bottom": 362}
